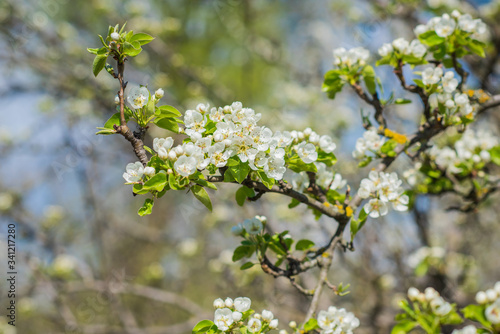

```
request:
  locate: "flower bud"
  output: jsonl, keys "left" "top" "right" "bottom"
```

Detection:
{"left": 486, "top": 289, "right": 498, "bottom": 302}
{"left": 304, "top": 128, "right": 312, "bottom": 136}
{"left": 231, "top": 224, "right": 244, "bottom": 236}
{"left": 167, "top": 169, "right": 173, "bottom": 175}
{"left": 213, "top": 133, "right": 223, "bottom": 142}
{"left": 475, "top": 291, "right": 487, "bottom": 304}
{"left": 110, "top": 32, "right": 120, "bottom": 41}
{"left": 114, "top": 95, "right": 120, "bottom": 105}
{"left": 407, "top": 287, "right": 420, "bottom": 301}
{"left": 253, "top": 313, "right": 261, "bottom": 320}
{"left": 213, "top": 298, "right": 225, "bottom": 309}
{"left": 298, "top": 132, "right": 305, "bottom": 140}
{"left": 144, "top": 167, "right": 155, "bottom": 177}
{"left": 262, "top": 310, "right": 273, "bottom": 321}
{"left": 288, "top": 321, "right": 297, "bottom": 328}
{"left": 495, "top": 282, "right": 500, "bottom": 294}
{"left": 155, "top": 88, "right": 164, "bottom": 99}
{"left": 232, "top": 311, "right": 242, "bottom": 322}
{"left": 269, "top": 319, "right": 279, "bottom": 329}
{"left": 174, "top": 146, "right": 184, "bottom": 155}
{"left": 279, "top": 330, "right": 287, "bottom": 334}
{"left": 223, "top": 139, "right": 232, "bottom": 147}
{"left": 225, "top": 297, "right": 234, "bottom": 308}
{"left": 168, "top": 150, "right": 177, "bottom": 160}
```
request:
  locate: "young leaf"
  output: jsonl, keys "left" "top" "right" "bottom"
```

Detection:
{"left": 295, "top": 239, "right": 315, "bottom": 251}
{"left": 192, "top": 185, "right": 212, "bottom": 211}
{"left": 93, "top": 55, "right": 108, "bottom": 77}
{"left": 192, "top": 320, "right": 215, "bottom": 334}
{"left": 303, "top": 318, "right": 319, "bottom": 332}
{"left": 235, "top": 186, "right": 255, "bottom": 206}
{"left": 232, "top": 245, "right": 255, "bottom": 261}
{"left": 240, "top": 262, "right": 255, "bottom": 270}
{"left": 156, "top": 105, "right": 182, "bottom": 117}
{"left": 362, "top": 65, "right": 377, "bottom": 95}
{"left": 138, "top": 198, "right": 154, "bottom": 216}
{"left": 130, "top": 32, "right": 155, "bottom": 46}
{"left": 154, "top": 117, "right": 180, "bottom": 133}
{"left": 142, "top": 173, "right": 167, "bottom": 192}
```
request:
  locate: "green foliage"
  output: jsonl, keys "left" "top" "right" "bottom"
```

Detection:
{"left": 235, "top": 186, "right": 256, "bottom": 206}
{"left": 191, "top": 185, "right": 212, "bottom": 212}
{"left": 138, "top": 198, "right": 154, "bottom": 216}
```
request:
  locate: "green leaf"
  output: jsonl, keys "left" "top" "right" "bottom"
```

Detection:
{"left": 154, "top": 117, "right": 180, "bottom": 133}
{"left": 462, "top": 305, "right": 491, "bottom": 328}
{"left": 358, "top": 156, "right": 372, "bottom": 167}
{"left": 322, "top": 70, "right": 345, "bottom": 99}
{"left": 257, "top": 170, "right": 274, "bottom": 189}
{"left": 232, "top": 245, "right": 255, "bottom": 261}
{"left": 295, "top": 239, "right": 315, "bottom": 251}
{"left": 287, "top": 156, "right": 318, "bottom": 173}
{"left": 391, "top": 320, "right": 417, "bottom": 334}
{"left": 468, "top": 40, "right": 486, "bottom": 58}
{"left": 93, "top": 55, "right": 107, "bottom": 77}
{"left": 87, "top": 48, "right": 99, "bottom": 55}
{"left": 288, "top": 198, "right": 301, "bottom": 208}
{"left": 191, "top": 185, "right": 212, "bottom": 211}
{"left": 130, "top": 32, "right": 155, "bottom": 46}
{"left": 133, "top": 184, "right": 149, "bottom": 195}
{"left": 240, "top": 262, "right": 255, "bottom": 270}
{"left": 123, "top": 41, "right": 142, "bottom": 57}
{"left": 138, "top": 198, "right": 154, "bottom": 216}
{"left": 380, "top": 139, "right": 398, "bottom": 157}
{"left": 235, "top": 186, "right": 255, "bottom": 206}
{"left": 156, "top": 105, "right": 182, "bottom": 117}
{"left": 303, "top": 318, "right": 319, "bottom": 332}
{"left": 317, "top": 151, "right": 337, "bottom": 166}
{"left": 419, "top": 31, "right": 445, "bottom": 46}
{"left": 193, "top": 179, "right": 218, "bottom": 190}
{"left": 395, "top": 98, "right": 412, "bottom": 104}
{"left": 95, "top": 127, "right": 116, "bottom": 135}
{"left": 192, "top": 320, "right": 215, "bottom": 334}
{"left": 228, "top": 160, "right": 250, "bottom": 183}
{"left": 489, "top": 146, "right": 500, "bottom": 165}
{"left": 362, "top": 65, "right": 377, "bottom": 94}
{"left": 103, "top": 112, "right": 129, "bottom": 129}
{"left": 142, "top": 173, "right": 167, "bottom": 192}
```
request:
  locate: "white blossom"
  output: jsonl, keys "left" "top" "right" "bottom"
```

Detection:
{"left": 451, "top": 325, "right": 478, "bottom": 334}
{"left": 213, "top": 298, "right": 225, "bottom": 309}
{"left": 174, "top": 156, "right": 197, "bottom": 177}
{"left": 123, "top": 162, "right": 144, "bottom": 183}
{"left": 378, "top": 43, "right": 393, "bottom": 57}
{"left": 269, "top": 319, "right": 279, "bottom": 329}
{"left": 262, "top": 310, "right": 274, "bottom": 321}
{"left": 442, "top": 71, "right": 459, "bottom": 93}
{"left": 319, "top": 135, "right": 336, "bottom": 153}
{"left": 214, "top": 308, "right": 234, "bottom": 331}
{"left": 154, "top": 88, "right": 164, "bottom": 100}
{"left": 127, "top": 86, "right": 149, "bottom": 110}
{"left": 242, "top": 218, "right": 263, "bottom": 234}
{"left": 422, "top": 67, "right": 443, "bottom": 86}
{"left": 143, "top": 166, "right": 155, "bottom": 177}
{"left": 234, "top": 297, "right": 251, "bottom": 312}
{"left": 486, "top": 298, "right": 500, "bottom": 324}
{"left": 297, "top": 142, "right": 318, "bottom": 164}
{"left": 435, "top": 14, "right": 456, "bottom": 37}
{"left": 248, "top": 318, "right": 262, "bottom": 333}
{"left": 110, "top": 32, "right": 120, "bottom": 41}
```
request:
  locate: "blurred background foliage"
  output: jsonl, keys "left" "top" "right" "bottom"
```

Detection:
{"left": 1, "top": 0, "right": 500, "bottom": 333}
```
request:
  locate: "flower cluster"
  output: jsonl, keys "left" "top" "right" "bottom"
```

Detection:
{"left": 231, "top": 216, "right": 266, "bottom": 236}
{"left": 122, "top": 103, "right": 338, "bottom": 185}
{"left": 213, "top": 297, "right": 278, "bottom": 333}
{"left": 407, "top": 287, "right": 453, "bottom": 317}
{"left": 352, "top": 128, "right": 385, "bottom": 160}
{"left": 289, "top": 162, "right": 346, "bottom": 193}
{"left": 475, "top": 281, "right": 500, "bottom": 325}
{"left": 357, "top": 171, "right": 409, "bottom": 218}
{"left": 427, "top": 129, "right": 498, "bottom": 174}
{"left": 378, "top": 38, "right": 427, "bottom": 58}
{"left": 317, "top": 306, "right": 360, "bottom": 334}
{"left": 422, "top": 67, "right": 459, "bottom": 93}
{"left": 414, "top": 11, "right": 487, "bottom": 41}
{"left": 332, "top": 47, "right": 369, "bottom": 68}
